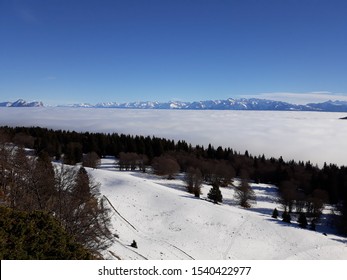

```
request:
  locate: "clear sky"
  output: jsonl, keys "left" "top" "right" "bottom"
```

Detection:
{"left": 1, "top": 0, "right": 347, "bottom": 105}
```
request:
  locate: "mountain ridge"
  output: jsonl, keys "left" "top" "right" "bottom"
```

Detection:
{"left": 59, "top": 98, "right": 347, "bottom": 112}
{"left": 3, "top": 98, "right": 347, "bottom": 112}
{"left": 0, "top": 99, "right": 43, "bottom": 107}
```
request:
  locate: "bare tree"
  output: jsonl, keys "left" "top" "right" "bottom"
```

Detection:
{"left": 279, "top": 180, "right": 297, "bottom": 212}
{"left": 306, "top": 189, "right": 329, "bottom": 218}
{"left": 53, "top": 164, "right": 113, "bottom": 252}
{"left": 118, "top": 152, "right": 138, "bottom": 171}
{"left": 83, "top": 151, "right": 101, "bottom": 169}
{"left": 152, "top": 155, "right": 180, "bottom": 179}
{"left": 118, "top": 152, "right": 148, "bottom": 172}
{"left": 234, "top": 178, "right": 256, "bottom": 208}
{"left": 185, "top": 167, "right": 203, "bottom": 197}
{"left": 203, "top": 160, "right": 235, "bottom": 187}
{"left": 138, "top": 154, "right": 148, "bottom": 172}
{"left": 26, "top": 152, "right": 56, "bottom": 211}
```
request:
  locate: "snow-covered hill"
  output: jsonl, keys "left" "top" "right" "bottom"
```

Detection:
{"left": 87, "top": 158, "right": 347, "bottom": 260}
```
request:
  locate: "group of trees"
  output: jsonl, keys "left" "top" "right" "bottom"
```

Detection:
{"left": 1, "top": 126, "right": 347, "bottom": 235}
{"left": 118, "top": 152, "right": 148, "bottom": 172}
{"left": 0, "top": 136, "right": 113, "bottom": 258}
{"left": 272, "top": 208, "right": 315, "bottom": 230}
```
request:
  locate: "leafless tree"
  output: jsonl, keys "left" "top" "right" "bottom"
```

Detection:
{"left": 83, "top": 151, "right": 101, "bottom": 169}
{"left": 234, "top": 178, "right": 256, "bottom": 208}
{"left": 53, "top": 164, "right": 113, "bottom": 252}
{"left": 279, "top": 180, "right": 297, "bottom": 212}
{"left": 185, "top": 167, "right": 203, "bottom": 197}
{"left": 306, "top": 189, "right": 329, "bottom": 218}
{"left": 152, "top": 155, "right": 180, "bottom": 179}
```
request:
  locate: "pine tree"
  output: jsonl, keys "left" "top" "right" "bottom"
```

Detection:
{"left": 207, "top": 185, "right": 223, "bottom": 203}
{"left": 0, "top": 206, "right": 94, "bottom": 259}
{"left": 298, "top": 212, "right": 308, "bottom": 228}
{"left": 272, "top": 208, "right": 279, "bottom": 219}
{"left": 282, "top": 210, "right": 291, "bottom": 223}
{"left": 130, "top": 240, "right": 138, "bottom": 248}
{"left": 73, "top": 167, "right": 91, "bottom": 200}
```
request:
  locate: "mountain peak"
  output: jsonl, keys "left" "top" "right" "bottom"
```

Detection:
{"left": 0, "top": 99, "right": 44, "bottom": 107}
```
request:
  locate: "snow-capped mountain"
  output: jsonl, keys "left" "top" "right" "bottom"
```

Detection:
{"left": 3, "top": 98, "right": 347, "bottom": 112}
{"left": 0, "top": 99, "right": 44, "bottom": 107}
{"left": 306, "top": 100, "right": 347, "bottom": 112}
{"left": 64, "top": 98, "right": 347, "bottom": 112}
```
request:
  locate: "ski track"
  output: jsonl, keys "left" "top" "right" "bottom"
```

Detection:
{"left": 105, "top": 193, "right": 195, "bottom": 260}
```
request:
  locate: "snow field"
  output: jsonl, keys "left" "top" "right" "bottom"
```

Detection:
{"left": 87, "top": 158, "right": 347, "bottom": 260}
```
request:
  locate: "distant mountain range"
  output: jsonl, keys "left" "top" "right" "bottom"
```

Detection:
{"left": 61, "top": 98, "right": 347, "bottom": 112}
{"left": 2, "top": 98, "right": 347, "bottom": 112}
{"left": 0, "top": 99, "right": 43, "bottom": 107}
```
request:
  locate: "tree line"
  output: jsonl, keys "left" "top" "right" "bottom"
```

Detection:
{"left": 0, "top": 125, "right": 346, "bottom": 235}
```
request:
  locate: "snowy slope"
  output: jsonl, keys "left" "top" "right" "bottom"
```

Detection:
{"left": 87, "top": 158, "right": 347, "bottom": 260}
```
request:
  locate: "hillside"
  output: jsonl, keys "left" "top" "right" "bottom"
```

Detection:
{"left": 88, "top": 158, "right": 347, "bottom": 260}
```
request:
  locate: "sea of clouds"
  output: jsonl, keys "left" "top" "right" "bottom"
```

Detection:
{"left": 0, "top": 107, "right": 346, "bottom": 167}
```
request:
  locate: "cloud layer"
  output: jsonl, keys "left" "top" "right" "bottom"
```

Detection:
{"left": 0, "top": 107, "right": 346, "bottom": 167}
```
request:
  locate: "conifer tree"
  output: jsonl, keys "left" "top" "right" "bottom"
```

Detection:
{"left": 0, "top": 206, "right": 94, "bottom": 259}
{"left": 130, "top": 240, "right": 138, "bottom": 249}
{"left": 298, "top": 212, "right": 308, "bottom": 228}
{"left": 310, "top": 219, "right": 317, "bottom": 231}
{"left": 207, "top": 185, "right": 223, "bottom": 203}
{"left": 282, "top": 210, "right": 291, "bottom": 223}
{"left": 272, "top": 208, "right": 279, "bottom": 219}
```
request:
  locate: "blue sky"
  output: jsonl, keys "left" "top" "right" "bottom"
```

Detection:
{"left": 1, "top": 0, "right": 347, "bottom": 105}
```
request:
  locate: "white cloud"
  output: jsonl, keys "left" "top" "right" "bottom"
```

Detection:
{"left": 0, "top": 108, "right": 346, "bottom": 167}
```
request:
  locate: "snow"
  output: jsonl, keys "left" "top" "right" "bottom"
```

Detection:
{"left": 1, "top": 106, "right": 346, "bottom": 259}
{"left": 86, "top": 158, "right": 347, "bottom": 260}
{"left": 0, "top": 107, "right": 346, "bottom": 167}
